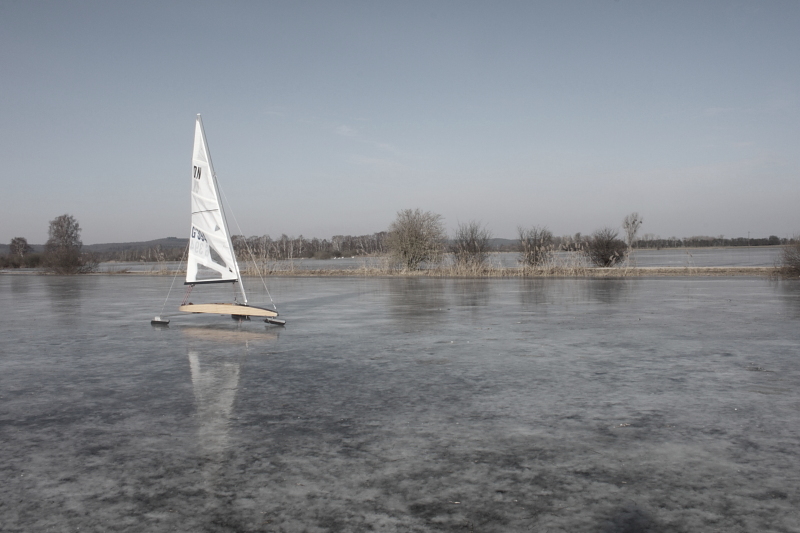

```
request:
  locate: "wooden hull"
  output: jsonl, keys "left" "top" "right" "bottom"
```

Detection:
{"left": 179, "top": 303, "right": 278, "bottom": 318}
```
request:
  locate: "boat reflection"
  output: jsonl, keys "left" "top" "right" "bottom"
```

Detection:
{"left": 184, "top": 325, "right": 278, "bottom": 455}
{"left": 179, "top": 324, "right": 280, "bottom": 344}
{"left": 188, "top": 350, "right": 240, "bottom": 453}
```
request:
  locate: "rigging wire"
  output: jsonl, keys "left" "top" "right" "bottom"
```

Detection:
{"left": 159, "top": 242, "right": 189, "bottom": 317}
{"left": 217, "top": 183, "right": 278, "bottom": 310}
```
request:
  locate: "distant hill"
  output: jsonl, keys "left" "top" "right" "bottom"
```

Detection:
{"left": 1, "top": 237, "right": 188, "bottom": 254}
{"left": 82, "top": 237, "right": 188, "bottom": 253}
{"left": 0, "top": 243, "right": 44, "bottom": 255}
{"left": 0, "top": 237, "right": 188, "bottom": 263}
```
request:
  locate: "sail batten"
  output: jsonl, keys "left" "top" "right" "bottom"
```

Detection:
{"left": 185, "top": 115, "right": 244, "bottom": 302}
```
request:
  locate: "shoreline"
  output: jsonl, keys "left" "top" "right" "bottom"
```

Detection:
{"left": 0, "top": 266, "right": 781, "bottom": 278}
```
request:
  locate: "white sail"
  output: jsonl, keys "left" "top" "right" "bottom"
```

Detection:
{"left": 186, "top": 115, "right": 243, "bottom": 295}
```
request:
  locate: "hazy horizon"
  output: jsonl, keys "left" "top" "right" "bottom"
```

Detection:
{"left": 2, "top": 2, "right": 798, "bottom": 245}
{"left": 1, "top": 229, "right": 791, "bottom": 250}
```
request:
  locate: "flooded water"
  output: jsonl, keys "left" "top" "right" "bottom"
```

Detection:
{"left": 1, "top": 274, "right": 799, "bottom": 532}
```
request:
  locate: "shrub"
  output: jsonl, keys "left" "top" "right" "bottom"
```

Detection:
{"left": 451, "top": 220, "right": 492, "bottom": 268}
{"left": 518, "top": 226, "right": 554, "bottom": 267}
{"left": 779, "top": 239, "right": 800, "bottom": 277}
{"left": 43, "top": 214, "right": 95, "bottom": 274}
{"left": 386, "top": 209, "right": 447, "bottom": 270}
{"left": 586, "top": 228, "right": 627, "bottom": 267}
{"left": 23, "top": 253, "right": 43, "bottom": 268}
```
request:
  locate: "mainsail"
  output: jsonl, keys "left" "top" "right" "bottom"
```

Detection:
{"left": 186, "top": 115, "right": 245, "bottom": 301}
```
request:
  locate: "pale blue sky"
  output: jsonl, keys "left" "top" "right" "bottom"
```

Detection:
{"left": 1, "top": 1, "right": 798, "bottom": 244}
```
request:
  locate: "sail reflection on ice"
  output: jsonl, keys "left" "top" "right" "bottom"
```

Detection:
{"left": 183, "top": 326, "right": 278, "bottom": 453}
{"left": 180, "top": 325, "right": 279, "bottom": 344}
{"left": 188, "top": 350, "right": 240, "bottom": 453}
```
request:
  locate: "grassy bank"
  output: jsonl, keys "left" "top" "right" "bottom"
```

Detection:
{"left": 61, "top": 265, "right": 777, "bottom": 278}
{"left": 248, "top": 266, "right": 777, "bottom": 278}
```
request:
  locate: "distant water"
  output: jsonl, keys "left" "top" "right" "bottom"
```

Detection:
{"left": 625, "top": 246, "right": 780, "bottom": 267}
{"left": 1, "top": 274, "right": 799, "bottom": 531}
{"left": 97, "top": 246, "right": 781, "bottom": 272}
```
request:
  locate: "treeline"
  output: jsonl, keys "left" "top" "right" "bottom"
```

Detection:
{"left": 0, "top": 252, "right": 43, "bottom": 269}
{"left": 230, "top": 232, "right": 388, "bottom": 261}
{"left": 633, "top": 235, "right": 788, "bottom": 248}
{"left": 1, "top": 215, "right": 96, "bottom": 273}
{"left": 2, "top": 210, "right": 797, "bottom": 271}
{"left": 491, "top": 234, "right": 793, "bottom": 252}
{"left": 91, "top": 245, "right": 186, "bottom": 263}
{"left": 0, "top": 236, "right": 43, "bottom": 268}
{"left": 54, "top": 232, "right": 390, "bottom": 264}
{"left": 2, "top": 232, "right": 795, "bottom": 267}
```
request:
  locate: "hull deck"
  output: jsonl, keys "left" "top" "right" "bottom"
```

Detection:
{"left": 179, "top": 303, "right": 278, "bottom": 318}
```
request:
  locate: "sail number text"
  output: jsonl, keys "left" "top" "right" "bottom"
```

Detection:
{"left": 190, "top": 226, "right": 209, "bottom": 257}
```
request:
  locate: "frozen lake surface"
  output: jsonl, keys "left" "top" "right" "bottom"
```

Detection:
{"left": 1, "top": 274, "right": 799, "bottom": 532}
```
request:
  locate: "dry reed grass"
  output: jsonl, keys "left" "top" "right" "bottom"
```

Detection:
{"left": 104, "top": 266, "right": 132, "bottom": 275}
{"left": 775, "top": 241, "right": 800, "bottom": 278}
{"left": 234, "top": 265, "right": 774, "bottom": 278}
{"left": 92, "top": 254, "right": 777, "bottom": 279}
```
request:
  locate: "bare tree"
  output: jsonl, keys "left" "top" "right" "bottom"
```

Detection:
{"left": 9, "top": 237, "right": 32, "bottom": 257}
{"left": 622, "top": 212, "right": 643, "bottom": 250}
{"left": 518, "top": 225, "right": 554, "bottom": 267}
{"left": 386, "top": 209, "right": 447, "bottom": 270}
{"left": 586, "top": 227, "right": 627, "bottom": 267}
{"left": 231, "top": 235, "right": 250, "bottom": 261}
{"left": 44, "top": 214, "right": 92, "bottom": 273}
{"left": 451, "top": 220, "right": 492, "bottom": 268}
